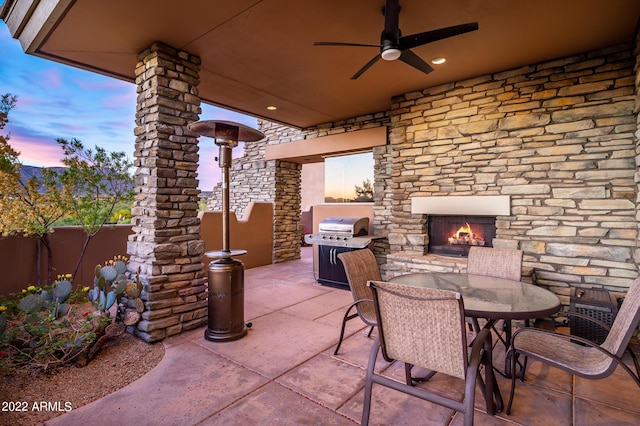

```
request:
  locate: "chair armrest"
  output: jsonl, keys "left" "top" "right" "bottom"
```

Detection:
{"left": 512, "top": 326, "right": 601, "bottom": 348}
{"left": 510, "top": 326, "right": 640, "bottom": 385}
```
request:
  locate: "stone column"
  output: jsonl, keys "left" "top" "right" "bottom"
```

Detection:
{"left": 273, "top": 160, "right": 302, "bottom": 262}
{"left": 127, "top": 42, "right": 207, "bottom": 342}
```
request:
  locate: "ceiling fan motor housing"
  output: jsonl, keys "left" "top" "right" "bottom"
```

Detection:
{"left": 381, "top": 37, "right": 401, "bottom": 61}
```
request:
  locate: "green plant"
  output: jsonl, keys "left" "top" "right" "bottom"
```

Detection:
{"left": 41, "top": 276, "right": 73, "bottom": 318}
{"left": 0, "top": 283, "right": 107, "bottom": 372}
{"left": 0, "top": 256, "right": 145, "bottom": 373}
{"left": 90, "top": 256, "right": 128, "bottom": 314}
{"left": 56, "top": 139, "right": 135, "bottom": 278}
{"left": 108, "top": 206, "right": 132, "bottom": 224}
{"left": 88, "top": 255, "right": 143, "bottom": 325}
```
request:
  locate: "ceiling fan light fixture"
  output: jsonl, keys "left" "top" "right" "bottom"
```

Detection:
{"left": 431, "top": 57, "right": 446, "bottom": 65}
{"left": 381, "top": 48, "right": 401, "bottom": 61}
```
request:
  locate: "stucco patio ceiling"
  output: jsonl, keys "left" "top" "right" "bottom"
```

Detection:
{"left": 2, "top": 0, "right": 639, "bottom": 128}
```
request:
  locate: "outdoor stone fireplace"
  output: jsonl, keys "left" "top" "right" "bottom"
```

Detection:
{"left": 427, "top": 215, "right": 496, "bottom": 257}
{"left": 413, "top": 195, "right": 508, "bottom": 257}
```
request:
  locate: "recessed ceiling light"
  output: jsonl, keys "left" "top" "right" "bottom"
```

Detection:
{"left": 267, "top": 105, "right": 277, "bottom": 111}
{"left": 431, "top": 57, "right": 446, "bottom": 65}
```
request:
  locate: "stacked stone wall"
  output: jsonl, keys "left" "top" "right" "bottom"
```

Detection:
{"left": 128, "top": 42, "right": 207, "bottom": 342}
{"left": 388, "top": 43, "right": 638, "bottom": 297}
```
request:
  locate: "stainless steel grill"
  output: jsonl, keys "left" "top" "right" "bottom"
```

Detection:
{"left": 319, "top": 217, "right": 369, "bottom": 236}
{"left": 305, "top": 217, "right": 383, "bottom": 288}
{"left": 305, "top": 217, "right": 372, "bottom": 248}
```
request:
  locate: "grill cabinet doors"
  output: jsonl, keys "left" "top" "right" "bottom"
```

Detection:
{"left": 318, "top": 245, "right": 355, "bottom": 288}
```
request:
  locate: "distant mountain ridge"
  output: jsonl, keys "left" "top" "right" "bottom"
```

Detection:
{"left": 19, "top": 165, "right": 204, "bottom": 193}
{"left": 20, "top": 165, "right": 67, "bottom": 182}
{"left": 19, "top": 165, "right": 134, "bottom": 193}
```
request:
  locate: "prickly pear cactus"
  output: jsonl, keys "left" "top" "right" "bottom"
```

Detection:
{"left": 114, "top": 255, "right": 128, "bottom": 275}
{"left": 88, "top": 255, "right": 144, "bottom": 324}
{"left": 41, "top": 290, "right": 53, "bottom": 302}
{"left": 42, "top": 276, "right": 75, "bottom": 318}
{"left": 114, "top": 275, "right": 127, "bottom": 295}
{"left": 18, "top": 294, "right": 45, "bottom": 313}
{"left": 52, "top": 279, "right": 72, "bottom": 303}
{"left": 100, "top": 264, "right": 118, "bottom": 283}
{"left": 125, "top": 282, "right": 142, "bottom": 298}
{"left": 24, "top": 313, "right": 48, "bottom": 337}
{"left": 54, "top": 303, "right": 70, "bottom": 318}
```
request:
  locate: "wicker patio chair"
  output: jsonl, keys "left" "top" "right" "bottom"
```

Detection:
{"left": 506, "top": 277, "right": 640, "bottom": 415}
{"left": 361, "top": 280, "right": 495, "bottom": 426}
{"left": 466, "top": 246, "right": 524, "bottom": 347}
{"left": 333, "top": 249, "right": 380, "bottom": 355}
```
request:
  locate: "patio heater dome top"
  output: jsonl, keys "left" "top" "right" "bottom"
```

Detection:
{"left": 187, "top": 120, "right": 265, "bottom": 143}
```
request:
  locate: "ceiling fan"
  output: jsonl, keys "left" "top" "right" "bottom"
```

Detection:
{"left": 314, "top": 0, "right": 478, "bottom": 80}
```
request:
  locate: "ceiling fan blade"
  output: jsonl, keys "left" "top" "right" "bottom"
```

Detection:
{"left": 314, "top": 41, "right": 381, "bottom": 48}
{"left": 399, "top": 22, "right": 479, "bottom": 50}
{"left": 351, "top": 55, "right": 381, "bottom": 80}
{"left": 398, "top": 49, "right": 434, "bottom": 75}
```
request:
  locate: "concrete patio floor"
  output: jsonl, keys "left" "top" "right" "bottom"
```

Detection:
{"left": 46, "top": 247, "right": 640, "bottom": 425}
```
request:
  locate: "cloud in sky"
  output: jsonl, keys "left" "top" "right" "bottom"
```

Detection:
{"left": 0, "top": 24, "right": 258, "bottom": 191}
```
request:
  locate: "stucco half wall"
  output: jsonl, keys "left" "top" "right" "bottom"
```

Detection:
{"left": 198, "top": 201, "right": 274, "bottom": 270}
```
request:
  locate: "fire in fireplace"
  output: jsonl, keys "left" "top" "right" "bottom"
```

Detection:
{"left": 428, "top": 215, "right": 496, "bottom": 257}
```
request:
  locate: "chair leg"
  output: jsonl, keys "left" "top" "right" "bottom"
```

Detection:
{"left": 626, "top": 345, "right": 640, "bottom": 379}
{"left": 404, "top": 363, "right": 436, "bottom": 386}
{"left": 404, "top": 363, "right": 412, "bottom": 385}
{"left": 520, "top": 356, "right": 528, "bottom": 380}
{"left": 360, "top": 338, "right": 380, "bottom": 426}
{"left": 333, "top": 304, "right": 358, "bottom": 355}
{"left": 506, "top": 349, "right": 520, "bottom": 415}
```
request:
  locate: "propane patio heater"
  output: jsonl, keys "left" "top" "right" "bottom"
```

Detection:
{"left": 187, "top": 120, "right": 265, "bottom": 342}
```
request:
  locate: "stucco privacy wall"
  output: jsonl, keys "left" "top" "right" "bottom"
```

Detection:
{"left": 387, "top": 42, "right": 639, "bottom": 297}
{"left": 128, "top": 42, "right": 207, "bottom": 342}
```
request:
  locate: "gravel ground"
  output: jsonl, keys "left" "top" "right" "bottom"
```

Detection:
{"left": 0, "top": 332, "right": 164, "bottom": 426}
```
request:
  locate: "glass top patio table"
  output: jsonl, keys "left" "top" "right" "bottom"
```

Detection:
{"left": 389, "top": 272, "right": 561, "bottom": 321}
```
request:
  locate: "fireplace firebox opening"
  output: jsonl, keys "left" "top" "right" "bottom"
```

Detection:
{"left": 428, "top": 215, "right": 497, "bottom": 257}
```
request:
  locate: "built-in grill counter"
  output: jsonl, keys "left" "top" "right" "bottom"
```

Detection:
{"left": 304, "top": 217, "right": 382, "bottom": 289}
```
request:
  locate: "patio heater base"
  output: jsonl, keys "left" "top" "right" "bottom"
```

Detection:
{"left": 204, "top": 257, "right": 248, "bottom": 342}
